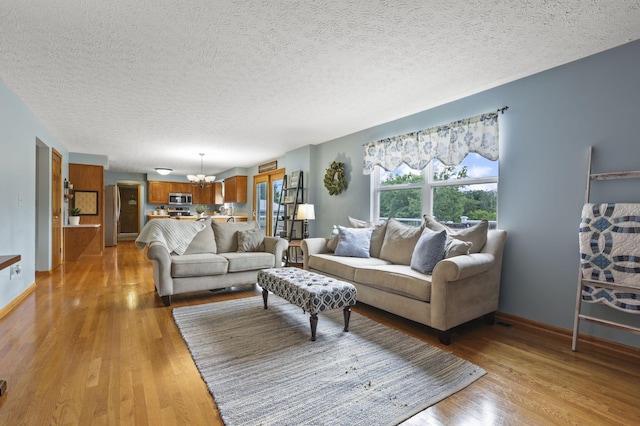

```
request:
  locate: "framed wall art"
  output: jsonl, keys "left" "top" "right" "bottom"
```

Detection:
{"left": 74, "top": 190, "right": 99, "bottom": 215}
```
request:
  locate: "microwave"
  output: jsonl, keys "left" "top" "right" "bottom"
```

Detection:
{"left": 168, "top": 193, "right": 193, "bottom": 205}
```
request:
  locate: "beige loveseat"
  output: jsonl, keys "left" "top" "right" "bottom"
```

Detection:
{"left": 301, "top": 217, "right": 506, "bottom": 344}
{"left": 140, "top": 218, "right": 288, "bottom": 306}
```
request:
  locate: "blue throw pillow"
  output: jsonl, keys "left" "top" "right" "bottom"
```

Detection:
{"left": 334, "top": 226, "right": 373, "bottom": 258}
{"left": 410, "top": 228, "right": 447, "bottom": 274}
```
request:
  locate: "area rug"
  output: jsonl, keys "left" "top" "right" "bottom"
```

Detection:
{"left": 173, "top": 296, "right": 485, "bottom": 426}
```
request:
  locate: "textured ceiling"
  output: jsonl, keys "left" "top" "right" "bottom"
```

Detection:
{"left": 1, "top": 1, "right": 639, "bottom": 176}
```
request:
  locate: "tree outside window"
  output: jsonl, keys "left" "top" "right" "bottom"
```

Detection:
{"left": 375, "top": 153, "right": 498, "bottom": 226}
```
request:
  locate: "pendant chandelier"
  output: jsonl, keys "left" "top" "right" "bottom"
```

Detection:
{"left": 187, "top": 153, "right": 216, "bottom": 188}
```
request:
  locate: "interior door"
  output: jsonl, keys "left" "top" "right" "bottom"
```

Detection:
{"left": 51, "top": 149, "right": 62, "bottom": 268}
{"left": 253, "top": 169, "right": 285, "bottom": 237}
{"left": 118, "top": 185, "right": 140, "bottom": 234}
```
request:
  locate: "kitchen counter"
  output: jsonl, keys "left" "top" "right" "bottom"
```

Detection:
{"left": 211, "top": 215, "right": 248, "bottom": 222}
{"left": 173, "top": 216, "right": 198, "bottom": 220}
{"left": 146, "top": 214, "right": 248, "bottom": 222}
{"left": 64, "top": 224, "right": 102, "bottom": 261}
{"left": 147, "top": 214, "right": 171, "bottom": 219}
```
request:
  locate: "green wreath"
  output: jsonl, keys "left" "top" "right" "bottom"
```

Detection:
{"left": 324, "top": 161, "right": 348, "bottom": 196}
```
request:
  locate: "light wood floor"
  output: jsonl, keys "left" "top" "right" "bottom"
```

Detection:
{"left": 1, "top": 242, "right": 639, "bottom": 425}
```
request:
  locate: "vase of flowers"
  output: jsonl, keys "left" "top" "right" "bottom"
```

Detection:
{"left": 195, "top": 205, "right": 206, "bottom": 218}
{"left": 69, "top": 207, "right": 81, "bottom": 225}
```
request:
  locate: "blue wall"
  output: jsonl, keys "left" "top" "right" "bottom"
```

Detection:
{"left": 0, "top": 80, "right": 68, "bottom": 309}
{"left": 300, "top": 40, "right": 640, "bottom": 348}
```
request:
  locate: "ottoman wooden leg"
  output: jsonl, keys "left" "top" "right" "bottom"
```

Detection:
{"left": 262, "top": 289, "right": 269, "bottom": 309}
{"left": 310, "top": 313, "right": 318, "bottom": 341}
{"left": 343, "top": 306, "right": 351, "bottom": 332}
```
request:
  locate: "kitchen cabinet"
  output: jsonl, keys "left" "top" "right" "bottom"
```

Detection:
{"left": 149, "top": 181, "right": 224, "bottom": 205}
{"left": 192, "top": 182, "right": 222, "bottom": 205}
{"left": 64, "top": 224, "right": 102, "bottom": 261}
{"left": 171, "top": 182, "right": 193, "bottom": 194}
{"left": 195, "top": 184, "right": 211, "bottom": 205}
{"left": 148, "top": 181, "right": 171, "bottom": 204}
{"left": 223, "top": 175, "right": 247, "bottom": 203}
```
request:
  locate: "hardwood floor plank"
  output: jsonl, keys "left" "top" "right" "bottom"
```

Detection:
{"left": 0, "top": 241, "right": 639, "bottom": 425}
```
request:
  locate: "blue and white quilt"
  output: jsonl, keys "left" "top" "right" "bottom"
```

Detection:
{"left": 579, "top": 203, "right": 640, "bottom": 313}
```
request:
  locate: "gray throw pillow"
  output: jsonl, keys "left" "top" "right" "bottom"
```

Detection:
{"left": 348, "top": 216, "right": 387, "bottom": 258}
{"left": 334, "top": 226, "right": 373, "bottom": 258}
{"left": 410, "top": 229, "right": 447, "bottom": 274}
{"left": 237, "top": 228, "right": 266, "bottom": 252}
{"left": 183, "top": 217, "right": 217, "bottom": 254}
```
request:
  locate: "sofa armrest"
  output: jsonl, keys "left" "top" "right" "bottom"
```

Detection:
{"left": 433, "top": 253, "right": 495, "bottom": 282}
{"left": 263, "top": 236, "right": 289, "bottom": 266}
{"left": 429, "top": 229, "right": 507, "bottom": 331}
{"left": 147, "top": 242, "right": 173, "bottom": 297}
{"left": 433, "top": 229, "right": 507, "bottom": 282}
{"left": 300, "top": 238, "right": 330, "bottom": 270}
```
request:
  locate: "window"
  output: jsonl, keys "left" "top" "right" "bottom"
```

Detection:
{"left": 373, "top": 153, "right": 498, "bottom": 227}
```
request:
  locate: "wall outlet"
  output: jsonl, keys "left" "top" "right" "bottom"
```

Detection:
{"left": 10, "top": 264, "right": 21, "bottom": 280}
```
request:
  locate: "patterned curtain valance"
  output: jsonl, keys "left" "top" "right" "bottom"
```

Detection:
{"left": 363, "top": 111, "right": 500, "bottom": 175}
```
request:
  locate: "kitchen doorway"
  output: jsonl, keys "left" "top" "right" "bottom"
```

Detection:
{"left": 118, "top": 184, "right": 140, "bottom": 240}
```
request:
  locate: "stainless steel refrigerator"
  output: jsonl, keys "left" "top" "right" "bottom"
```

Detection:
{"left": 104, "top": 185, "right": 121, "bottom": 246}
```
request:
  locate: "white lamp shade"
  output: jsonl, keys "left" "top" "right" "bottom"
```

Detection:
{"left": 155, "top": 168, "right": 172, "bottom": 175}
{"left": 297, "top": 204, "right": 315, "bottom": 220}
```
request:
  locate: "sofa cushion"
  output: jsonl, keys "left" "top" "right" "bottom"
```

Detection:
{"left": 410, "top": 229, "right": 446, "bottom": 274}
{"left": 237, "top": 228, "right": 265, "bottom": 252}
{"left": 449, "top": 220, "right": 488, "bottom": 253}
{"left": 444, "top": 237, "right": 472, "bottom": 258}
{"left": 183, "top": 217, "right": 217, "bottom": 254}
{"left": 212, "top": 221, "right": 259, "bottom": 253}
{"left": 423, "top": 215, "right": 488, "bottom": 254}
{"left": 334, "top": 226, "right": 373, "bottom": 258}
{"left": 348, "top": 216, "right": 387, "bottom": 258}
{"left": 221, "top": 252, "right": 275, "bottom": 272}
{"left": 308, "top": 254, "right": 390, "bottom": 282}
{"left": 379, "top": 218, "right": 424, "bottom": 265}
{"left": 326, "top": 225, "right": 339, "bottom": 252}
{"left": 171, "top": 253, "right": 228, "bottom": 277}
{"left": 422, "top": 215, "right": 447, "bottom": 232}
{"left": 354, "top": 265, "right": 432, "bottom": 302}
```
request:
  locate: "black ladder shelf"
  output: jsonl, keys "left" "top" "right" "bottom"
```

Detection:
{"left": 274, "top": 172, "right": 304, "bottom": 267}
{"left": 273, "top": 171, "right": 304, "bottom": 241}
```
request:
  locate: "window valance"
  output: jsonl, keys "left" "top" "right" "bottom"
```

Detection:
{"left": 363, "top": 111, "right": 500, "bottom": 175}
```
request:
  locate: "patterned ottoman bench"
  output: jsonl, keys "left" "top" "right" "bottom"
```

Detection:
{"left": 257, "top": 267, "right": 357, "bottom": 341}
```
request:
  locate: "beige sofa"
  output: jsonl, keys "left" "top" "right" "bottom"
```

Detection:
{"left": 143, "top": 218, "right": 288, "bottom": 306}
{"left": 301, "top": 217, "right": 506, "bottom": 344}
